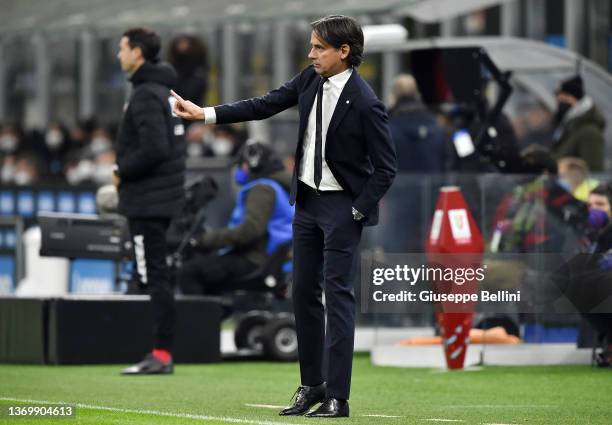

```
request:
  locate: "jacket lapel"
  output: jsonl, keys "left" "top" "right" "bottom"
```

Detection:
{"left": 326, "top": 70, "right": 360, "bottom": 140}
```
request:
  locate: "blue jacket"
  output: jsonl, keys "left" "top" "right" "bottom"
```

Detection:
{"left": 226, "top": 177, "right": 294, "bottom": 255}
{"left": 199, "top": 170, "right": 293, "bottom": 267}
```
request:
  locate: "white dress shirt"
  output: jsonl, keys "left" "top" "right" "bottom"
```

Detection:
{"left": 202, "top": 68, "right": 352, "bottom": 191}
{"left": 299, "top": 68, "right": 352, "bottom": 191}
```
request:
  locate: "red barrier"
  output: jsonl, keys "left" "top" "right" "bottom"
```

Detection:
{"left": 425, "top": 186, "right": 484, "bottom": 369}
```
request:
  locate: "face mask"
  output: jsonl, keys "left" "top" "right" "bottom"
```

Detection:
{"left": 91, "top": 137, "right": 112, "bottom": 155}
{"left": 14, "top": 170, "right": 34, "bottom": 186}
{"left": 589, "top": 208, "right": 609, "bottom": 230}
{"left": 93, "top": 164, "right": 115, "bottom": 185}
{"left": 234, "top": 168, "right": 249, "bottom": 186}
{"left": 66, "top": 168, "right": 81, "bottom": 185}
{"left": 1, "top": 162, "right": 15, "bottom": 182}
{"left": 553, "top": 101, "right": 572, "bottom": 126}
{"left": 187, "top": 142, "right": 204, "bottom": 157}
{"left": 557, "top": 178, "right": 571, "bottom": 192}
{"left": 211, "top": 138, "right": 233, "bottom": 156}
{"left": 45, "top": 130, "right": 64, "bottom": 150}
{"left": 0, "top": 135, "right": 18, "bottom": 153}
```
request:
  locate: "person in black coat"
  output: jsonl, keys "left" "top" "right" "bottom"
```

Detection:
{"left": 172, "top": 15, "right": 396, "bottom": 418}
{"left": 388, "top": 74, "right": 446, "bottom": 173}
{"left": 113, "top": 27, "right": 186, "bottom": 375}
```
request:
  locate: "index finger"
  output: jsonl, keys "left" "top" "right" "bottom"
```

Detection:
{"left": 170, "top": 89, "right": 185, "bottom": 103}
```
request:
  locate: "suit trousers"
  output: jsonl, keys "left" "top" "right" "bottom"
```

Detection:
{"left": 292, "top": 182, "right": 363, "bottom": 400}
{"left": 128, "top": 217, "right": 174, "bottom": 351}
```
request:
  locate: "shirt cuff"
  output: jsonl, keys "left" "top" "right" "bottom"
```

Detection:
{"left": 203, "top": 107, "right": 217, "bottom": 125}
{"left": 352, "top": 206, "right": 365, "bottom": 221}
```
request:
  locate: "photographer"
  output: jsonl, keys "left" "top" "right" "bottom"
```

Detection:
{"left": 178, "top": 141, "right": 293, "bottom": 295}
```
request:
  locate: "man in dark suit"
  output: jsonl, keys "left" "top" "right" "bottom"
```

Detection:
{"left": 172, "top": 15, "right": 396, "bottom": 418}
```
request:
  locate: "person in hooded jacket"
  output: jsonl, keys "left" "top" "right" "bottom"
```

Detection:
{"left": 551, "top": 75, "right": 606, "bottom": 172}
{"left": 178, "top": 141, "right": 294, "bottom": 295}
{"left": 113, "top": 27, "right": 186, "bottom": 375}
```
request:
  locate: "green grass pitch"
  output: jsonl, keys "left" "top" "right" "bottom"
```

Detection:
{"left": 1, "top": 354, "right": 611, "bottom": 424}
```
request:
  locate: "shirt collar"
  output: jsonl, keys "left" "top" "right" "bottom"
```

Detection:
{"left": 326, "top": 67, "right": 353, "bottom": 90}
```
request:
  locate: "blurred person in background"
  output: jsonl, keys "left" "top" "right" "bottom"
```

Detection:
{"left": 64, "top": 150, "right": 96, "bottom": 186}
{"left": 88, "top": 126, "right": 114, "bottom": 157}
{"left": 0, "top": 124, "right": 24, "bottom": 157}
{"left": 178, "top": 141, "right": 293, "bottom": 295}
{"left": 588, "top": 184, "right": 612, "bottom": 219}
{"left": 210, "top": 124, "right": 245, "bottom": 157}
{"left": 388, "top": 74, "right": 446, "bottom": 173}
{"left": 168, "top": 34, "right": 208, "bottom": 128}
{"left": 69, "top": 118, "right": 96, "bottom": 151}
{"left": 554, "top": 183, "right": 612, "bottom": 368}
{"left": 63, "top": 125, "right": 117, "bottom": 186}
{"left": 12, "top": 152, "right": 42, "bottom": 186}
{"left": 585, "top": 184, "right": 612, "bottom": 368}
{"left": 40, "top": 122, "right": 72, "bottom": 182}
{"left": 114, "top": 27, "right": 186, "bottom": 375}
{"left": 551, "top": 75, "right": 606, "bottom": 171}
{"left": 185, "top": 122, "right": 213, "bottom": 158}
{"left": 492, "top": 146, "right": 588, "bottom": 255}
{"left": 1, "top": 124, "right": 34, "bottom": 184}
{"left": 557, "top": 157, "right": 599, "bottom": 202}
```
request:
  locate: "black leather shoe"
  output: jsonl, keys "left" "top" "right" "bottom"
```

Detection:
{"left": 306, "top": 398, "right": 349, "bottom": 418}
{"left": 279, "top": 383, "right": 326, "bottom": 416}
{"left": 121, "top": 354, "right": 173, "bottom": 375}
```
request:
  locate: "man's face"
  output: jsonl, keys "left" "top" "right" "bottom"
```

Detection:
{"left": 556, "top": 92, "right": 578, "bottom": 107}
{"left": 307, "top": 31, "right": 349, "bottom": 78}
{"left": 117, "top": 36, "right": 142, "bottom": 73}
{"left": 588, "top": 193, "right": 611, "bottom": 217}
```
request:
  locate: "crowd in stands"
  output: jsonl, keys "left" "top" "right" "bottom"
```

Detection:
{"left": 0, "top": 119, "right": 248, "bottom": 187}
{"left": 0, "top": 71, "right": 607, "bottom": 197}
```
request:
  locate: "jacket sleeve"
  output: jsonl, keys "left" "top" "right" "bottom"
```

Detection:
{"left": 352, "top": 98, "right": 397, "bottom": 217}
{"left": 214, "top": 70, "right": 304, "bottom": 124}
{"left": 117, "top": 92, "right": 171, "bottom": 181}
{"left": 199, "top": 184, "right": 276, "bottom": 250}
{"left": 575, "top": 126, "right": 604, "bottom": 172}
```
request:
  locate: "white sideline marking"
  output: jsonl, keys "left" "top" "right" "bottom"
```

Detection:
{"left": 425, "top": 420, "right": 465, "bottom": 423}
{"left": 0, "top": 397, "right": 303, "bottom": 425}
{"left": 482, "top": 423, "right": 522, "bottom": 425}
{"left": 443, "top": 404, "right": 554, "bottom": 409}
{"left": 245, "top": 404, "right": 285, "bottom": 409}
{"left": 363, "top": 414, "right": 403, "bottom": 418}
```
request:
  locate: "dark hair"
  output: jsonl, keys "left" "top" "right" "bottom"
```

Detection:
{"left": 123, "top": 27, "right": 161, "bottom": 62}
{"left": 520, "top": 145, "right": 557, "bottom": 175}
{"left": 590, "top": 183, "right": 612, "bottom": 206}
{"left": 310, "top": 15, "right": 364, "bottom": 68}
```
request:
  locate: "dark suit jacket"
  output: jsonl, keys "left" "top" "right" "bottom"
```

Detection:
{"left": 214, "top": 65, "right": 397, "bottom": 226}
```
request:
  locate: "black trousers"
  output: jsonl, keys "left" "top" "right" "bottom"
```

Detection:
{"left": 128, "top": 217, "right": 174, "bottom": 351}
{"left": 178, "top": 253, "right": 258, "bottom": 295}
{"left": 292, "top": 183, "right": 363, "bottom": 400}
